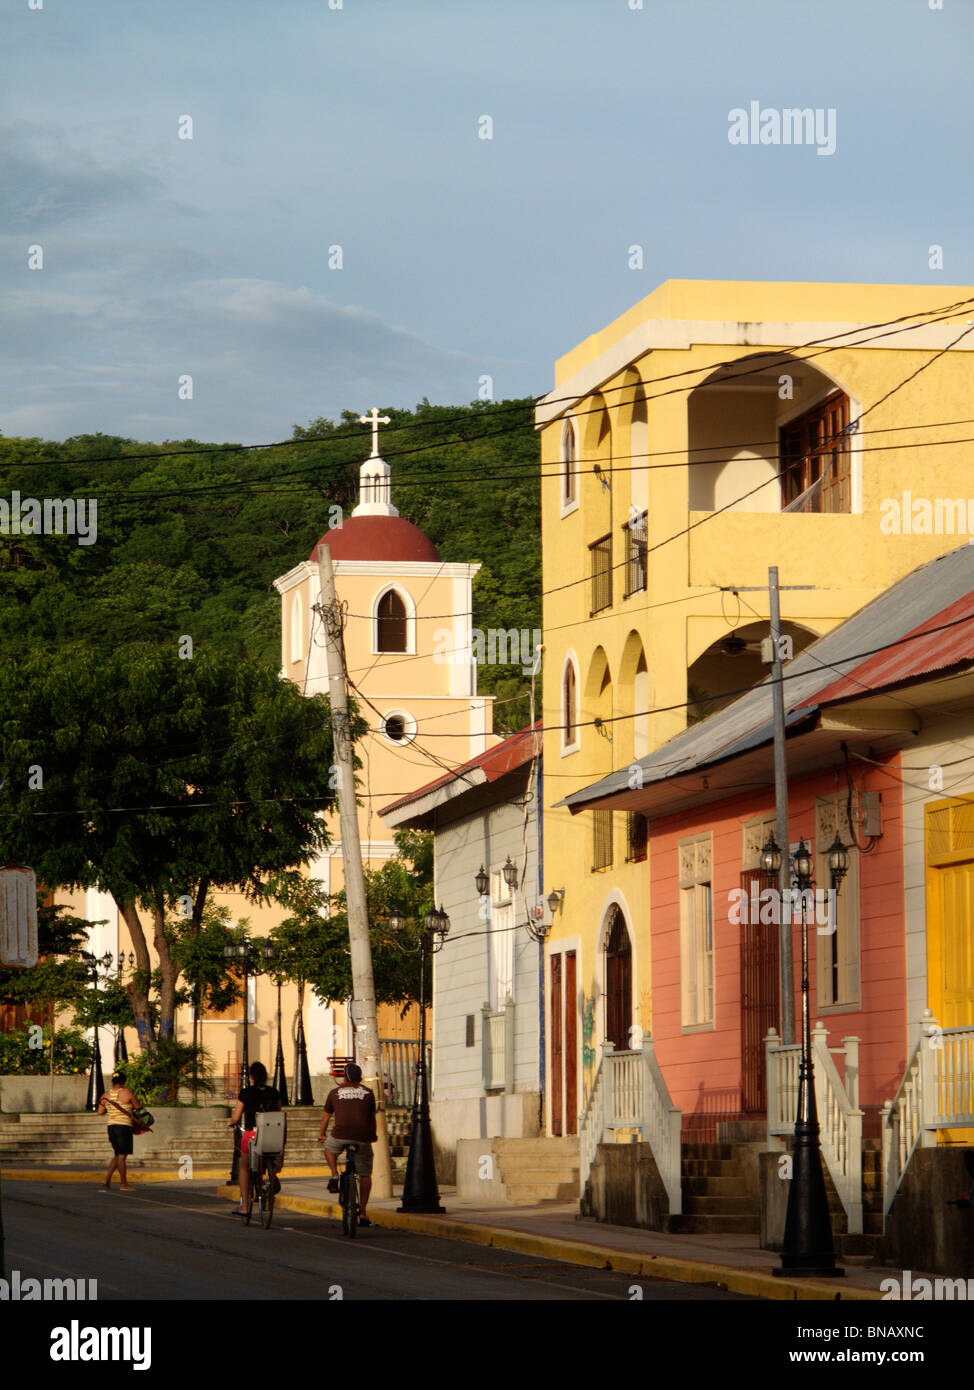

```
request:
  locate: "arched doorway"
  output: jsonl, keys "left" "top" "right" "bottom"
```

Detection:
{"left": 604, "top": 907, "right": 632, "bottom": 1051}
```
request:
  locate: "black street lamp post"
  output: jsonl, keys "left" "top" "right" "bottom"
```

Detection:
{"left": 224, "top": 937, "right": 251, "bottom": 1184}
{"left": 84, "top": 951, "right": 113, "bottom": 1112}
{"left": 391, "top": 905, "right": 449, "bottom": 1214}
{"left": 261, "top": 942, "right": 289, "bottom": 1107}
{"left": 292, "top": 978, "right": 314, "bottom": 1106}
{"left": 762, "top": 832, "right": 850, "bottom": 1278}
{"left": 114, "top": 952, "right": 134, "bottom": 1069}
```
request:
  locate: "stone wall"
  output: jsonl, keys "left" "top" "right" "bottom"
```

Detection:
{"left": 581, "top": 1141, "right": 670, "bottom": 1231}
{"left": 879, "top": 1148, "right": 974, "bottom": 1277}
{"left": 432, "top": 1091, "right": 541, "bottom": 1187}
{"left": 0, "top": 1075, "right": 88, "bottom": 1112}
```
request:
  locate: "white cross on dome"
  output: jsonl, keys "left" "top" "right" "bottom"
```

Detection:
{"left": 352, "top": 407, "right": 398, "bottom": 518}
{"left": 359, "top": 407, "right": 391, "bottom": 459}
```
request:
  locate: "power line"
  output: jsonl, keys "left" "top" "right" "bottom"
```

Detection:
{"left": 5, "top": 291, "right": 971, "bottom": 477}
{"left": 5, "top": 299, "right": 971, "bottom": 520}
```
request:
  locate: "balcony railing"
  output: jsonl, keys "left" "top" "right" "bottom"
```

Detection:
{"left": 579, "top": 1040, "right": 682, "bottom": 1215}
{"left": 622, "top": 512, "right": 647, "bottom": 597}
{"left": 766, "top": 1022, "right": 863, "bottom": 1234}
{"left": 589, "top": 534, "right": 612, "bottom": 614}
{"left": 882, "top": 1011, "right": 974, "bottom": 1221}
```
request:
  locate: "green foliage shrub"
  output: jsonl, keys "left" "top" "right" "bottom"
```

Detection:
{"left": 118, "top": 1039, "right": 215, "bottom": 1106}
{"left": 0, "top": 1025, "right": 93, "bottom": 1075}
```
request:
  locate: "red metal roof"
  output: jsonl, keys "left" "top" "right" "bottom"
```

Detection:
{"left": 310, "top": 515, "right": 441, "bottom": 565}
{"left": 805, "top": 589, "right": 974, "bottom": 707}
{"left": 379, "top": 721, "right": 542, "bottom": 818}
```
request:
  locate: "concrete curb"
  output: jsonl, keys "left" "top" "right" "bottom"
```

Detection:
{"left": 1, "top": 1165, "right": 337, "bottom": 1183}
{"left": 2, "top": 1168, "right": 235, "bottom": 1184}
{"left": 211, "top": 1184, "right": 882, "bottom": 1302}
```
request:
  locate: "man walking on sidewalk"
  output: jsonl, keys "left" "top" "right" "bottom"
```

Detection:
{"left": 318, "top": 1062, "right": 377, "bottom": 1226}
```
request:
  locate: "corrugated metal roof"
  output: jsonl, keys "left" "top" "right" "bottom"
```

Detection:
{"left": 380, "top": 721, "right": 541, "bottom": 821}
{"left": 802, "top": 589, "right": 974, "bottom": 706}
{"left": 558, "top": 542, "right": 974, "bottom": 811}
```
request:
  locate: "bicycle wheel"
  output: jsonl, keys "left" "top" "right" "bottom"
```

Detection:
{"left": 259, "top": 1160, "right": 275, "bottom": 1229}
{"left": 340, "top": 1170, "right": 357, "bottom": 1238}
{"left": 244, "top": 1166, "right": 255, "bottom": 1225}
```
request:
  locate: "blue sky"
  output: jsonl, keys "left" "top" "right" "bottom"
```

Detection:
{"left": 2, "top": 0, "right": 972, "bottom": 444}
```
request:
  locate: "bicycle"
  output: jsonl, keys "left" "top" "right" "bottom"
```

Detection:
{"left": 244, "top": 1141, "right": 277, "bottom": 1229}
{"left": 242, "top": 1110, "right": 286, "bottom": 1230}
{"left": 338, "top": 1143, "right": 360, "bottom": 1238}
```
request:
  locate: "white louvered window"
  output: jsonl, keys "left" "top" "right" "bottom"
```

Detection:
{"left": 488, "top": 869, "right": 514, "bottom": 1012}
{"left": 680, "top": 834, "right": 714, "bottom": 1028}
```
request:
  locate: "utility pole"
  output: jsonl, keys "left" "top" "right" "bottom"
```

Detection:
{"left": 315, "top": 543, "right": 392, "bottom": 1199}
{"left": 768, "top": 566, "right": 796, "bottom": 1044}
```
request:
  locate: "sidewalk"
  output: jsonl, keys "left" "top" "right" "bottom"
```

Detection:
{"left": 215, "top": 1175, "right": 893, "bottom": 1302}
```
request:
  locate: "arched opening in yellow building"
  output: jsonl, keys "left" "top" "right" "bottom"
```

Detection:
{"left": 687, "top": 619, "right": 819, "bottom": 719}
{"left": 687, "top": 353, "right": 860, "bottom": 516}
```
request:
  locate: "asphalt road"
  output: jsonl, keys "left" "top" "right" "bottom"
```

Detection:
{"left": 3, "top": 1180, "right": 753, "bottom": 1301}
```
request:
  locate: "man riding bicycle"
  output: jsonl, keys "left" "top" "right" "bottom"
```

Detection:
{"left": 318, "top": 1062, "right": 377, "bottom": 1227}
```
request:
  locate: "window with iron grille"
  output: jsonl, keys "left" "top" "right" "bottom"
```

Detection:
{"left": 589, "top": 534, "right": 612, "bottom": 614}
{"left": 779, "top": 391, "right": 851, "bottom": 513}
{"left": 622, "top": 511, "right": 647, "bottom": 597}
{"left": 626, "top": 812, "right": 648, "bottom": 863}
{"left": 592, "top": 810, "right": 613, "bottom": 871}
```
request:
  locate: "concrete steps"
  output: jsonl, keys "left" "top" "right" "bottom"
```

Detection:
{"left": 669, "top": 1142, "right": 760, "bottom": 1236}
{"left": 493, "top": 1136, "right": 579, "bottom": 1204}
{"left": 0, "top": 1106, "right": 413, "bottom": 1176}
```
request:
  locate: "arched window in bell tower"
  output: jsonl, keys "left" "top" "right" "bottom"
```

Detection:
{"left": 375, "top": 587, "right": 411, "bottom": 653}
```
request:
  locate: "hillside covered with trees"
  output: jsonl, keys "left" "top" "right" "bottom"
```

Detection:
{"left": 0, "top": 397, "right": 540, "bottom": 732}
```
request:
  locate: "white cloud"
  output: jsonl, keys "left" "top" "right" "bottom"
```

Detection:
{"left": 0, "top": 260, "right": 509, "bottom": 443}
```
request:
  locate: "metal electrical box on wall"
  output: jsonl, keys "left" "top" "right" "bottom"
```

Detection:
{"left": 854, "top": 791, "right": 882, "bottom": 839}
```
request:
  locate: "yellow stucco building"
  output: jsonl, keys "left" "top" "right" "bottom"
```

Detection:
{"left": 538, "top": 279, "right": 974, "bottom": 1136}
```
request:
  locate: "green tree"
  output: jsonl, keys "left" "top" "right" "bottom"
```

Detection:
{"left": 0, "top": 646, "right": 338, "bottom": 1043}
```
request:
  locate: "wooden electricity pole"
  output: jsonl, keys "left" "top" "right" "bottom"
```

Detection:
{"left": 768, "top": 566, "right": 796, "bottom": 1045}
{"left": 315, "top": 543, "right": 392, "bottom": 1198}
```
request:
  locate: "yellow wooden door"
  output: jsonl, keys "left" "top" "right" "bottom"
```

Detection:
{"left": 925, "top": 799, "right": 974, "bottom": 1142}
{"left": 933, "top": 862, "right": 974, "bottom": 1027}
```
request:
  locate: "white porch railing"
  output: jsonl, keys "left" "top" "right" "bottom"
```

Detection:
{"left": 765, "top": 1022, "right": 863, "bottom": 1234}
{"left": 882, "top": 1010, "right": 974, "bottom": 1218}
{"left": 578, "top": 1039, "right": 682, "bottom": 1216}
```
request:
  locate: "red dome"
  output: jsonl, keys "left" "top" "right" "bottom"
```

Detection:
{"left": 309, "top": 515, "right": 440, "bottom": 565}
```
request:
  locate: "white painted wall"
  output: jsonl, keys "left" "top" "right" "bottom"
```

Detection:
{"left": 431, "top": 790, "right": 541, "bottom": 1129}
